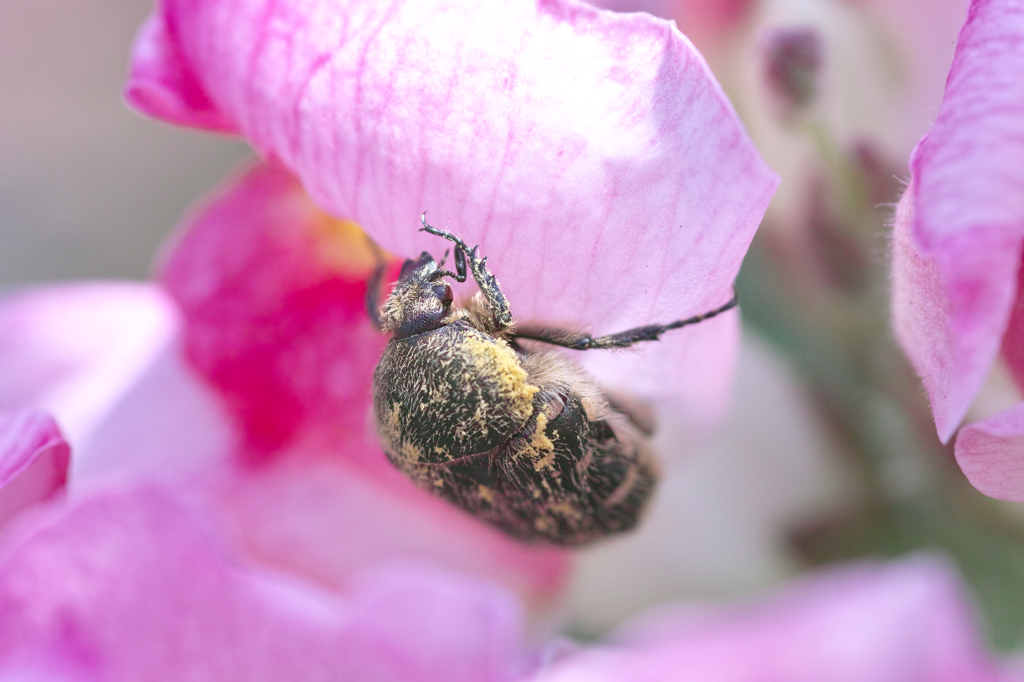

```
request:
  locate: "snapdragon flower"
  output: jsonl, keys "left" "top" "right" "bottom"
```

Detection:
{"left": 0, "top": 0, "right": 1021, "bottom": 676}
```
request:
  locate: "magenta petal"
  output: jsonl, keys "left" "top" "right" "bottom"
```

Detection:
{"left": 891, "top": 0, "right": 1024, "bottom": 442}
{"left": 955, "top": 403, "right": 1024, "bottom": 502}
{"left": 539, "top": 557, "right": 1003, "bottom": 681}
{"left": 0, "top": 484, "right": 526, "bottom": 682}
{"left": 0, "top": 411, "right": 69, "bottom": 529}
{"left": 131, "top": 0, "right": 777, "bottom": 412}
{"left": 160, "top": 162, "right": 387, "bottom": 459}
{"left": 909, "top": 0, "right": 1024, "bottom": 251}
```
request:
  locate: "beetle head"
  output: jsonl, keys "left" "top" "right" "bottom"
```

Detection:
{"left": 381, "top": 251, "right": 456, "bottom": 338}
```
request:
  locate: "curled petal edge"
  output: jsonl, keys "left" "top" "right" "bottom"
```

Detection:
{"left": 124, "top": 14, "right": 238, "bottom": 134}
{"left": 0, "top": 410, "right": 69, "bottom": 529}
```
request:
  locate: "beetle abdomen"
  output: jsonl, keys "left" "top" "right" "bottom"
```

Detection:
{"left": 373, "top": 319, "right": 538, "bottom": 464}
{"left": 402, "top": 383, "right": 657, "bottom": 546}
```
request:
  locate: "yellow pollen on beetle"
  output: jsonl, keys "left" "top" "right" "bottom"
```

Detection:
{"left": 387, "top": 402, "right": 402, "bottom": 432}
{"left": 461, "top": 334, "right": 538, "bottom": 423}
{"left": 399, "top": 439, "right": 422, "bottom": 463}
{"left": 534, "top": 451, "right": 556, "bottom": 472}
{"left": 531, "top": 413, "right": 554, "bottom": 451}
{"left": 549, "top": 501, "right": 583, "bottom": 521}
{"left": 473, "top": 403, "right": 488, "bottom": 430}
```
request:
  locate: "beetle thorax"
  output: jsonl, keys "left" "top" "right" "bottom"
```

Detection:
{"left": 373, "top": 321, "right": 538, "bottom": 465}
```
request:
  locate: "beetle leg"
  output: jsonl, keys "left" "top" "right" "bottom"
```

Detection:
{"left": 420, "top": 214, "right": 513, "bottom": 331}
{"left": 512, "top": 293, "right": 738, "bottom": 350}
{"left": 467, "top": 247, "right": 513, "bottom": 331}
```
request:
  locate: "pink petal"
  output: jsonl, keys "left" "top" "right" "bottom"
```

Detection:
{"left": 538, "top": 557, "right": 1004, "bottom": 682}
{"left": 71, "top": 336, "right": 239, "bottom": 483}
{"left": 955, "top": 401, "right": 1024, "bottom": 501}
{"left": 129, "top": 0, "right": 778, "bottom": 418}
{"left": 891, "top": 185, "right": 1020, "bottom": 443}
{"left": 0, "top": 283, "right": 179, "bottom": 450}
{"left": 206, "top": 449, "right": 570, "bottom": 606}
{"left": 0, "top": 411, "right": 69, "bottom": 530}
{"left": 123, "top": 15, "right": 239, "bottom": 134}
{"left": 891, "top": 0, "right": 1024, "bottom": 442}
{"left": 0, "top": 484, "right": 526, "bottom": 682}
{"left": 0, "top": 283, "right": 238, "bottom": 483}
{"left": 1000, "top": 262, "right": 1024, "bottom": 390}
{"left": 159, "top": 161, "right": 390, "bottom": 462}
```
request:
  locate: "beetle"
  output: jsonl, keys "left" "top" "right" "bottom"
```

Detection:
{"left": 367, "top": 215, "right": 737, "bottom": 546}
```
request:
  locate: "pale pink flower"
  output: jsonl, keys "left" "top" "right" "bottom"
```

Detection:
{"left": 72, "top": 0, "right": 776, "bottom": 598}
{"left": 891, "top": 0, "right": 1024, "bottom": 500}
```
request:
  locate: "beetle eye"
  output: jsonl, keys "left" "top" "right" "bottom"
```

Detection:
{"left": 433, "top": 283, "right": 454, "bottom": 306}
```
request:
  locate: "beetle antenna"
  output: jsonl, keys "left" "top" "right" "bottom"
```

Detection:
{"left": 512, "top": 291, "right": 739, "bottom": 351}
